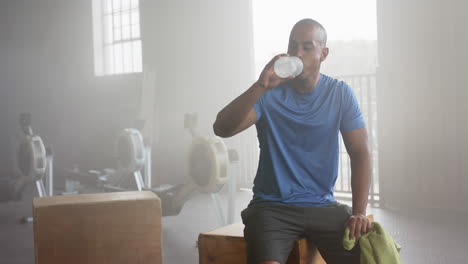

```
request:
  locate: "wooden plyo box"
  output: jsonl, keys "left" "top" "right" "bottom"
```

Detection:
{"left": 199, "top": 215, "right": 373, "bottom": 264}
{"left": 33, "top": 191, "right": 162, "bottom": 264}
{"left": 198, "top": 223, "right": 326, "bottom": 264}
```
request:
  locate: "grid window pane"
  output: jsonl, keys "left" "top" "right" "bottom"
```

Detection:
{"left": 113, "top": 28, "right": 122, "bottom": 41}
{"left": 122, "top": 0, "right": 130, "bottom": 10}
{"left": 123, "top": 42, "right": 133, "bottom": 73}
{"left": 104, "top": 45, "right": 115, "bottom": 74}
{"left": 114, "top": 43, "right": 123, "bottom": 74}
{"left": 122, "top": 26, "right": 131, "bottom": 40}
{"left": 121, "top": 11, "right": 130, "bottom": 26}
{"left": 104, "top": 0, "right": 113, "bottom": 14}
{"left": 113, "top": 13, "right": 121, "bottom": 28}
{"left": 104, "top": 15, "right": 113, "bottom": 44}
{"left": 131, "top": 10, "right": 139, "bottom": 25}
{"left": 131, "top": 0, "right": 139, "bottom": 9}
{"left": 94, "top": 0, "right": 142, "bottom": 76}
{"left": 112, "top": 0, "right": 121, "bottom": 11}
{"left": 132, "top": 40, "right": 142, "bottom": 72}
{"left": 131, "top": 24, "right": 140, "bottom": 38}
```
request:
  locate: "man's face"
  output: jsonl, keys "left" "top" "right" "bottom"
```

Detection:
{"left": 287, "top": 23, "right": 328, "bottom": 79}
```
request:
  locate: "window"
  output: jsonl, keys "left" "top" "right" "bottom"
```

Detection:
{"left": 92, "top": 0, "right": 142, "bottom": 76}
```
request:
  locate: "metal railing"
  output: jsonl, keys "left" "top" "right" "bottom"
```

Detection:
{"left": 335, "top": 73, "right": 379, "bottom": 205}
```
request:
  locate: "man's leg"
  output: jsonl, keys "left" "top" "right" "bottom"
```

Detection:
{"left": 311, "top": 230, "right": 360, "bottom": 264}
{"left": 304, "top": 202, "right": 360, "bottom": 264}
{"left": 241, "top": 203, "right": 304, "bottom": 264}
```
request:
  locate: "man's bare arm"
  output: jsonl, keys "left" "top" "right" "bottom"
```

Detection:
{"left": 342, "top": 127, "right": 372, "bottom": 240}
{"left": 213, "top": 83, "right": 264, "bottom": 138}
{"left": 213, "top": 54, "right": 292, "bottom": 138}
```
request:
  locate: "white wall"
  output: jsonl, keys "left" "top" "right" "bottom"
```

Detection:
{"left": 0, "top": 0, "right": 256, "bottom": 186}
{"left": 0, "top": 0, "right": 144, "bottom": 171}
{"left": 142, "top": 0, "right": 256, "bottom": 185}
{"left": 377, "top": 0, "right": 468, "bottom": 211}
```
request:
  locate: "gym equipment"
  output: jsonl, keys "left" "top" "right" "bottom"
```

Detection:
{"left": 111, "top": 128, "right": 152, "bottom": 191}
{"left": 16, "top": 113, "right": 54, "bottom": 197}
{"left": 105, "top": 114, "right": 236, "bottom": 218}
{"left": 183, "top": 113, "right": 239, "bottom": 225}
{"left": 63, "top": 127, "right": 152, "bottom": 195}
{"left": 63, "top": 114, "right": 238, "bottom": 222}
{"left": 15, "top": 113, "right": 54, "bottom": 224}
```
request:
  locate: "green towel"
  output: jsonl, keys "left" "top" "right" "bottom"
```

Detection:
{"left": 343, "top": 221, "right": 402, "bottom": 264}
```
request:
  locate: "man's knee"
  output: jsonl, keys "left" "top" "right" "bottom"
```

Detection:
{"left": 318, "top": 243, "right": 360, "bottom": 264}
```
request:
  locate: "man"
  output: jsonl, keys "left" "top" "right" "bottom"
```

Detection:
{"left": 213, "top": 18, "right": 371, "bottom": 264}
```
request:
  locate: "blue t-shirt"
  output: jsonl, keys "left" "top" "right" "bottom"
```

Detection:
{"left": 252, "top": 73, "right": 365, "bottom": 206}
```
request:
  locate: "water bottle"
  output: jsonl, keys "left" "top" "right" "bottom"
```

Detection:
{"left": 273, "top": 56, "right": 303, "bottom": 78}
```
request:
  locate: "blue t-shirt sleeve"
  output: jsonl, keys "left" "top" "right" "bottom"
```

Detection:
{"left": 253, "top": 97, "right": 264, "bottom": 122}
{"left": 340, "top": 82, "right": 366, "bottom": 132}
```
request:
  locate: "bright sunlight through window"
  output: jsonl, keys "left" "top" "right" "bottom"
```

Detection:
{"left": 92, "top": 0, "right": 142, "bottom": 76}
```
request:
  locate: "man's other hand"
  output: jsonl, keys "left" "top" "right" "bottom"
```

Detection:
{"left": 345, "top": 214, "right": 371, "bottom": 241}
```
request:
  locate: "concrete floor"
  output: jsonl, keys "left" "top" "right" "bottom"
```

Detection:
{"left": 1, "top": 185, "right": 468, "bottom": 264}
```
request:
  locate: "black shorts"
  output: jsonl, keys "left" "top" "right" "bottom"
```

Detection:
{"left": 241, "top": 202, "right": 360, "bottom": 264}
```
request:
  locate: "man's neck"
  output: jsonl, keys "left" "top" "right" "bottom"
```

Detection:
{"left": 291, "top": 73, "right": 321, "bottom": 93}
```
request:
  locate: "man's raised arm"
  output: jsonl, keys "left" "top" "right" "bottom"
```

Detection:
{"left": 213, "top": 54, "right": 292, "bottom": 137}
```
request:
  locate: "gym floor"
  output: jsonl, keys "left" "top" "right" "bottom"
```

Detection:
{"left": 1, "top": 185, "right": 467, "bottom": 264}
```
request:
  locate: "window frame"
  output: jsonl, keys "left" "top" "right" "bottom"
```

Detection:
{"left": 93, "top": 0, "right": 143, "bottom": 76}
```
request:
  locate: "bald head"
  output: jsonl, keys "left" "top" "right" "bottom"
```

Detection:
{"left": 287, "top": 18, "right": 329, "bottom": 88}
{"left": 291, "top": 19, "right": 327, "bottom": 47}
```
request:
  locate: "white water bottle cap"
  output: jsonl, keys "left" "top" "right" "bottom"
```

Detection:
{"left": 274, "top": 56, "right": 303, "bottom": 78}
